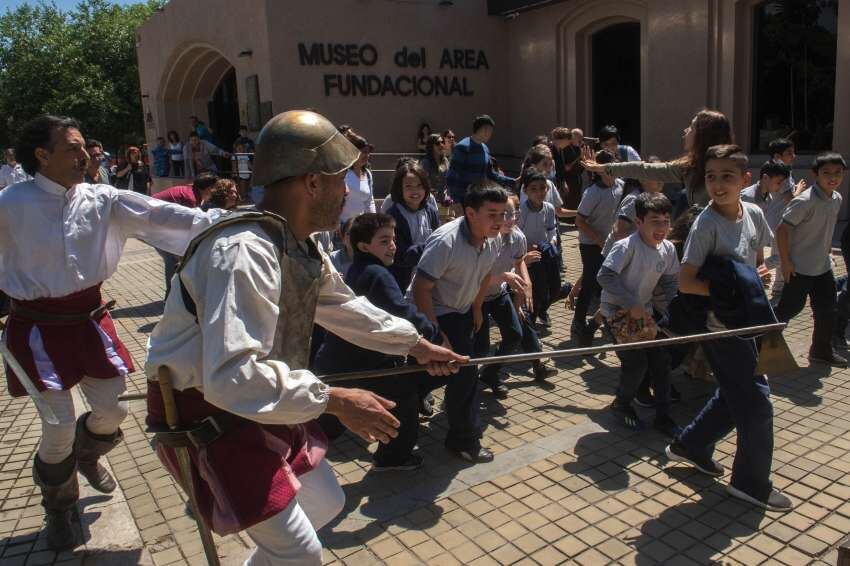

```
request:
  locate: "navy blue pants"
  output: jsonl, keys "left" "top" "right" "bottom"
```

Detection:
{"left": 575, "top": 243, "right": 603, "bottom": 325}
{"left": 157, "top": 249, "right": 180, "bottom": 297}
{"left": 678, "top": 336, "right": 773, "bottom": 500}
{"left": 429, "top": 310, "right": 482, "bottom": 451}
{"left": 615, "top": 347, "right": 670, "bottom": 418}
{"left": 473, "top": 293, "right": 542, "bottom": 384}
{"left": 774, "top": 270, "right": 836, "bottom": 357}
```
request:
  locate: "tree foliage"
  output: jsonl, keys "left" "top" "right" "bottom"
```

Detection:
{"left": 0, "top": 0, "right": 165, "bottom": 150}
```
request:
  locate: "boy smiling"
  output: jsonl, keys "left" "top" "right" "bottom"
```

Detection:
{"left": 668, "top": 144, "right": 792, "bottom": 512}
{"left": 774, "top": 153, "right": 848, "bottom": 367}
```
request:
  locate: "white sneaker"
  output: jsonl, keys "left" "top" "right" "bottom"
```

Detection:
{"left": 726, "top": 485, "right": 793, "bottom": 512}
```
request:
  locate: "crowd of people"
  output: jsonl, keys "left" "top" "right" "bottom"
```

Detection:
{"left": 1, "top": 105, "right": 848, "bottom": 564}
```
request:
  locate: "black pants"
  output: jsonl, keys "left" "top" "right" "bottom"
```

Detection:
{"left": 774, "top": 270, "right": 835, "bottom": 356}
{"left": 473, "top": 293, "right": 541, "bottom": 384}
{"left": 615, "top": 347, "right": 671, "bottom": 418}
{"left": 431, "top": 310, "right": 482, "bottom": 451}
{"left": 575, "top": 243, "right": 603, "bottom": 325}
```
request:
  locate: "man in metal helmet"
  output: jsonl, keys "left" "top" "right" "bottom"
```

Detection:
{"left": 145, "top": 110, "right": 464, "bottom": 564}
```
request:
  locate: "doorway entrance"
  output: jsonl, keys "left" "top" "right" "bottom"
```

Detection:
{"left": 208, "top": 68, "right": 240, "bottom": 151}
{"left": 591, "top": 22, "right": 641, "bottom": 151}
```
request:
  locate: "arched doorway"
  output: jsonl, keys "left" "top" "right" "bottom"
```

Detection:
{"left": 591, "top": 22, "right": 641, "bottom": 151}
{"left": 159, "top": 44, "right": 239, "bottom": 152}
{"left": 208, "top": 68, "right": 240, "bottom": 151}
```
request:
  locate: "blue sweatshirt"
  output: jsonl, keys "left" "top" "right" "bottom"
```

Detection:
{"left": 312, "top": 251, "right": 440, "bottom": 373}
{"left": 446, "top": 136, "right": 515, "bottom": 203}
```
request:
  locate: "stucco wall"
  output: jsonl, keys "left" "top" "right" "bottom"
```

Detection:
{"left": 262, "top": 0, "right": 511, "bottom": 155}
{"left": 136, "top": 0, "right": 273, "bottom": 145}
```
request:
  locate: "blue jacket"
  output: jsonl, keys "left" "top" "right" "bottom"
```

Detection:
{"left": 669, "top": 255, "right": 775, "bottom": 334}
{"left": 385, "top": 201, "right": 440, "bottom": 292}
{"left": 446, "top": 136, "right": 515, "bottom": 203}
{"left": 312, "top": 251, "right": 440, "bottom": 374}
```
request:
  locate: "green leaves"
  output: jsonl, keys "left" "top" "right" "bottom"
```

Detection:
{"left": 0, "top": 0, "right": 165, "bottom": 150}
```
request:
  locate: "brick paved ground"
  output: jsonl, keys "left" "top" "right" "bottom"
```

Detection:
{"left": 2, "top": 227, "right": 850, "bottom": 565}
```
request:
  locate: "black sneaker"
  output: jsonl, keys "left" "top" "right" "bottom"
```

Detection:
{"left": 372, "top": 454, "right": 424, "bottom": 472}
{"left": 653, "top": 416, "right": 683, "bottom": 439}
{"left": 634, "top": 389, "right": 655, "bottom": 408}
{"left": 533, "top": 360, "right": 557, "bottom": 382}
{"left": 808, "top": 349, "right": 848, "bottom": 368}
{"left": 448, "top": 446, "right": 494, "bottom": 464}
{"left": 490, "top": 382, "right": 509, "bottom": 399}
{"left": 609, "top": 400, "right": 643, "bottom": 430}
{"left": 538, "top": 312, "right": 552, "bottom": 327}
{"left": 665, "top": 441, "right": 724, "bottom": 477}
{"left": 558, "top": 282, "right": 573, "bottom": 301}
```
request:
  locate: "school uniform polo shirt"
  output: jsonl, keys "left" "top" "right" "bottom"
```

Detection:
{"left": 576, "top": 179, "right": 623, "bottom": 245}
{"left": 683, "top": 202, "right": 773, "bottom": 269}
{"left": 413, "top": 217, "right": 501, "bottom": 316}
{"left": 741, "top": 182, "right": 787, "bottom": 233}
{"left": 781, "top": 184, "right": 842, "bottom": 276}
{"left": 483, "top": 228, "right": 527, "bottom": 300}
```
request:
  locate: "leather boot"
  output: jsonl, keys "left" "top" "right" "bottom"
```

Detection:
{"left": 33, "top": 454, "right": 79, "bottom": 550}
{"left": 74, "top": 412, "right": 122, "bottom": 493}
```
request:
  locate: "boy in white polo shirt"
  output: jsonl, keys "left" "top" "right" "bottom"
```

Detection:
{"left": 774, "top": 152, "right": 848, "bottom": 367}
{"left": 598, "top": 193, "right": 680, "bottom": 436}
{"left": 412, "top": 181, "right": 509, "bottom": 463}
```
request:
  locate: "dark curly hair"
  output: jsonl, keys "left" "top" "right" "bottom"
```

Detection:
{"left": 15, "top": 115, "right": 80, "bottom": 175}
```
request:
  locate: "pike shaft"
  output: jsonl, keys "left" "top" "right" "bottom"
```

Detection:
{"left": 117, "top": 322, "right": 786, "bottom": 401}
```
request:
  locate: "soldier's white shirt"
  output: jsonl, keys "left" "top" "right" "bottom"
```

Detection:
{"left": 146, "top": 223, "right": 420, "bottom": 425}
{"left": 0, "top": 173, "right": 221, "bottom": 300}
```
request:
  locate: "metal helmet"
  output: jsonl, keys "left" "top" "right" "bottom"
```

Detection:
{"left": 251, "top": 110, "right": 360, "bottom": 187}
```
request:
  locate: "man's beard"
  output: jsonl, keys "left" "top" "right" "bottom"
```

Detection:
{"left": 311, "top": 182, "right": 344, "bottom": 231}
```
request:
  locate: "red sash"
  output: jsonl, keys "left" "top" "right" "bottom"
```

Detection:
{"left": 3, "top": 285, "right": 133, "bottom": 397}
{"left": 146, "top": 382, "right": 327, "bottom": 535}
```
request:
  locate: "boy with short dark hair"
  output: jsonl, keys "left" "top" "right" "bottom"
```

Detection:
{"left": 314, "top": 213, "right": 442, "bottom": 472}
{"left": 598, "top": 193, "right": 680, "bottom": 436}
{"left": 412, "top": 181, "right": 509, "bottom": 463}
{"left": 573, "top": 150, "right": 624, "bottom": 344}
{"left": 774, "top": 153, "right": 848, "bottom": 367}
{"left": 474, "top": 195, "right": 556, "bottom": 397}
{"left": 519, "top": 168, "right": 560, "bottom": 327}
{"left": 667, "top": 144, "right": 792, "bottom": 512}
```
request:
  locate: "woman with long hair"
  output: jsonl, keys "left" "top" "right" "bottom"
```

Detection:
{"left": 582, "top": 109, "right": 733, "bottom": 208}
{"left": 419, "top": 133, "right": 449, "bottom": 204}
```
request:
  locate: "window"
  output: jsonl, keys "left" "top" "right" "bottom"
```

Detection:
{"left": 751, "top": 1, "right": 837, "bottom": 153}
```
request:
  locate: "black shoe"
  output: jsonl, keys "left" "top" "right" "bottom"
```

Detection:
{"left": 808, "top": 349, "right": 848, "bottom": 368}
{"left": 634, "top": 389, "right": 655, "bottom": 408}
{"left": 670, "top": 384, "right": 682, "bottom": 403}
{"left": 449, "top": 446, "right": 494, "bottom": 463}
{"left": 665, "top": 441, "right": 724, "bottom": 477}
{"left": 558, "top": 282, "right": 573, "bottom": 301}
{"left": 533, "top": 360, "right": 557, "bottom": 382}
{"left": 372, "top": 454, "right": 424, "bottom": 472}
{"left": 609, "top": 400, "right": 643, "bottom": 430}
{"left": 419, "top": 393, "right": 435, "bottom": 418}
{"left": 490, "top": 382, "right": 509, "bottom": 399}
{"left": 653, "top": 416, "right": 683, "bottom": 439}
{"left": 833, "top": 335, "right": 848, "bottom": 350}
{"left": 538, "top": 312, "right": 551, "bottom": 327}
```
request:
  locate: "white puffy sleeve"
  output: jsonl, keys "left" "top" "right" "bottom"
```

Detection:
{"left": 314, "top": 253, "right": 420, "bottom": 356}
{"left": 110, "top": 187, "right": 222, "bottom": 255}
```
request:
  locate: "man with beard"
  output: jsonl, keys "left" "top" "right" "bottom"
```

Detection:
{"left": 145, "top": 110, "right": 464, "bottom": 565}
{"left": 0, "top": 115, "right": 221, "bottom": 550}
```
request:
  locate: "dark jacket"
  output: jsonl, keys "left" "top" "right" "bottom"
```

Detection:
{"left": 669, "top": 255, "right": 775, "bottom": 334}
{"left": 385, "top": 201, "right": 440, "bottom": 292}
{"left": 313, "top": 251, "right": 440, "bottom": 374}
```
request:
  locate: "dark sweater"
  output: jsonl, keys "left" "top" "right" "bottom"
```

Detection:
{"left": 446, "top": 136, "right": 515, "bottom": 203}
{"left": 385, "top": 201, "right": 440, "bottom": 292}
{"left": 313, "top": 251, "right": 440, "bottom": 374}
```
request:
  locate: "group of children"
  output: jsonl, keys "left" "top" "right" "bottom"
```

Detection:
{"left": 310, "top": 117, "right": 848, "bottom": 512}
